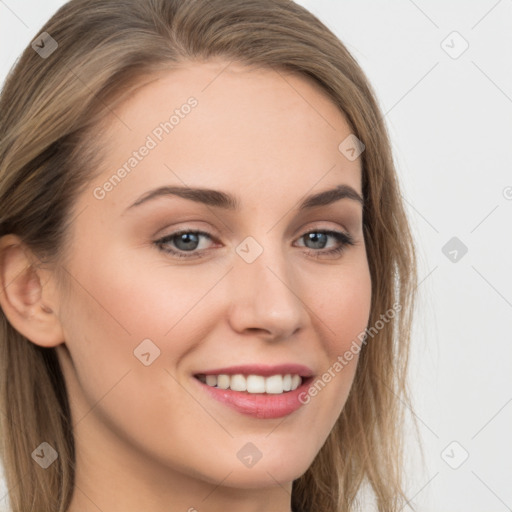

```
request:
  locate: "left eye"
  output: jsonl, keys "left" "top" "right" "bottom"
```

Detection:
{"left": 297, "top": 231, "right": 344, "bottom": 250}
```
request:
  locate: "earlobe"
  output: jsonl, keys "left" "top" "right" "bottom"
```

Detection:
{"left": 0, "top": 234, "right": 64, "bottom": 347}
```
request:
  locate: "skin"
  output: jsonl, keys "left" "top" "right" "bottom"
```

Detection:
{"left": 0, "top": 60, "right": 371, "bottom": 512}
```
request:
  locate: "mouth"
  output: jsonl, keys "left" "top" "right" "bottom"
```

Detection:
{"left": 192, "top": 365, "right": 315, "bottom": 419}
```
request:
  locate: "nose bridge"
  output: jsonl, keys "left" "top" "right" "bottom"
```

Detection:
{"left": 228, "top": 234, "right": 307, "bottom": 337}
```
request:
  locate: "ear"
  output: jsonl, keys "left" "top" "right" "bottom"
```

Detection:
{"left": 0, "top": 234, "right": 64, "bottom": 347}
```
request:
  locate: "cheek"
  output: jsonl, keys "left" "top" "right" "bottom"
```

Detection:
{"left": 58, "top": 248, "right": 226, "bottom": 408}
{"left": 315, "top": 259, "right": 372, "bottom": 354}
{"left": 63, "top": 244, "right": 217, "bottom": 340}
{"left": 298, "top": 257, "right": 371, "bottom": 420}
{"left": 58, "top": 252, "right": 229, "bottom": 466}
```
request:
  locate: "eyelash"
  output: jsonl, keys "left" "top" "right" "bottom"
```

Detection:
{"left": 154, "top": 229, "right": 355, "bottom": 260}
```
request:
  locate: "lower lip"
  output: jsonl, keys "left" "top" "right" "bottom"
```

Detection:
{"left": 194, "top": 377, "right": 313, "bottom": 419}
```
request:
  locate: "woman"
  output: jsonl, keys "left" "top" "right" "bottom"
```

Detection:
{"left": 0, "top": 1, "right": 417, "bottom": 511}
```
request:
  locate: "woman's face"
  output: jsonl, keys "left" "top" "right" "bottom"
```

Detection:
{"left": 54, "top": 60, "right": 371, "bottom": 505}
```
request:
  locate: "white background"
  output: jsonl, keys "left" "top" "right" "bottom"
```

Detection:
{"left": 1, "top": 1, "right": 511, "bottom": 511}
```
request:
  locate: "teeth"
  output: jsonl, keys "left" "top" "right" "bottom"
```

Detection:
{"left": 265, "top": 375, "right": 282, "bottom": 394}
{"left": 230, "top": 374, "right": 247, "bottom": 392}
{"left": 247, "top": 375, "right": 266, "bottom": 393}
{"left": 217, "top": 374, "right": 230, "bottom": 389}
{"left": 198, "top": 373, "right": 303, "bottom": 394}
{"left": 283, "top": 374, "right": 292, "bottom": 392}
{"left": 291, "top": 374, "right": 301, "bottom": 390}
{"left": 205, "top": 375, "right": 217, "bottom": 387}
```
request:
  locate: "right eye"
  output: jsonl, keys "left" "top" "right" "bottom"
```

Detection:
{"left": 154, "top": 230, "right": 218, "bottom": 259}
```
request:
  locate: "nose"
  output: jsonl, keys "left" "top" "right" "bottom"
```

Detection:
{"left": 227, "top": 244, "right": 309, "bottom": 340}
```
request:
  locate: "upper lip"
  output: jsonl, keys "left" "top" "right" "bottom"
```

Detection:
{"left": 194, "top": 364, "right": 314, "bottom": 378}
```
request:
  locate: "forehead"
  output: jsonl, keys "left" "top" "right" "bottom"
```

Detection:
{"left": 88, "top": 60, "right": 362, "bottom": 211}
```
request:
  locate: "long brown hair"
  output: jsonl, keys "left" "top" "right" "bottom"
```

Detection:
{"left": 0, "top": 1, "right": 417, "bottom": 510}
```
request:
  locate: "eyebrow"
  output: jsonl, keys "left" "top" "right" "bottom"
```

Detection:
{"left": 127, "top": 183, "right": 364, "bottom": 211}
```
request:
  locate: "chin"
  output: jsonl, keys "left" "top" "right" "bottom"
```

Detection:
{"left": 209, "top": 451, "right": 314, "bottom": 489}
{"left": 218, "top": 469, "right": 305, "bottom": 490}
